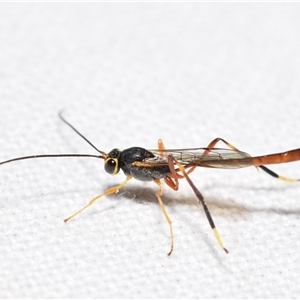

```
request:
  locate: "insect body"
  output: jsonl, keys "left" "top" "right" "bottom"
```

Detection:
{"left": 105, "top": 147, "right": 170, "bottom": 180}
{"left": 1, "top": 113, "right": 300, "bottom": 255}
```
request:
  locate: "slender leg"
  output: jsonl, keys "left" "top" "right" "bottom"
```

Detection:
{"left": 164, "top": 175, "right": 179, "bottom": 191}
{"left": 159, "top": 138, "right": 228, "bottom": 253}
{"left": 158, "top": 139, "right": 197, "bottom": 190}
{"left": 158, "top": 139, "right": 179, "bottom": 191}
{"left": 258, "top": 165, "right": 298, "bottom": 182}
{"left": 153, "top": 178, "right": 174, "bottom": 256}
{"left": 168, "top": 154, "right": 229, "bottom": 254}
{"left": 205, "top": 138, "right": 298, "bottom": 182}
{"left": 204, "top": 137, "right": 240, "bottom": 154}
{"left": 64, "top": 175, "right": 133, "bottom": 222}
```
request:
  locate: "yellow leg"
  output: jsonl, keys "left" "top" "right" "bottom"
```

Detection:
{"left": 278, "top": 175, "right": 298, "bottom": 182}
{"left": 153, "top": 178, "right": 174, "bottom": 256}
{"left": 64, "top": 175, "right": 133, "bottom": 222}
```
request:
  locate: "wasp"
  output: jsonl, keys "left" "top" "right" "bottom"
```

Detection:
{"left": 1, "top": 113, "right": 299, "bottom": 255}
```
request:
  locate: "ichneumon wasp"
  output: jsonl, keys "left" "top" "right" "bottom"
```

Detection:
{"left": 1, "top": 112, "right": 299, "bottom": 255}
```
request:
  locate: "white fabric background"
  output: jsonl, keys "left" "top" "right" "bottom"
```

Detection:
{"left": 1, "top": 3, "right": 300, "bottom": 298}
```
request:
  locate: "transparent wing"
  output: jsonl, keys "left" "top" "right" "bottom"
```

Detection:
{"left": 146, "top": 148, "right": 253, "bottom": 169}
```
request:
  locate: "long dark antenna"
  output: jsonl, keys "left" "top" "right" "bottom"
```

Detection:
{"left": 59, "top": 111, "right": 105, "bottom": 155}
{"left": 0, "top": 112, "right": 108, "bottom": 166}
{"left": 0, "top": 154, "right": 103, "bottom": 167}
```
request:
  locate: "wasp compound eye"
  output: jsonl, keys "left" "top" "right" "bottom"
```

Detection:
{"left": 104, "top": 158, "right": 119, "bottom": 175}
